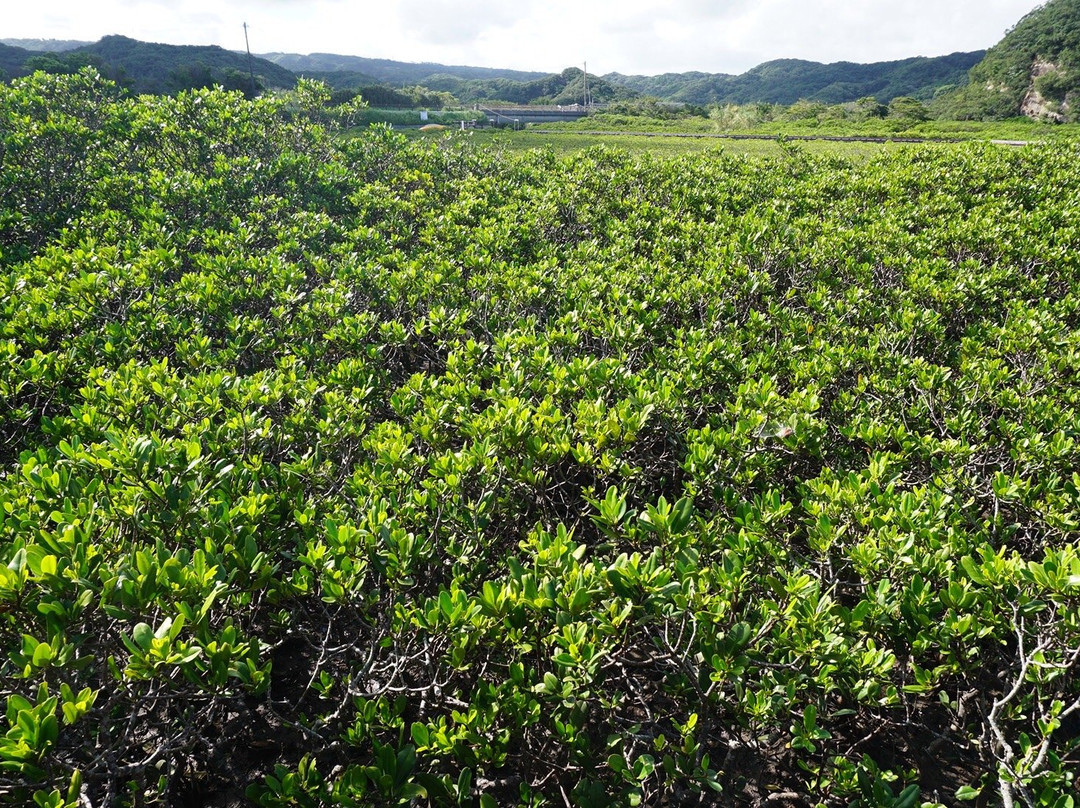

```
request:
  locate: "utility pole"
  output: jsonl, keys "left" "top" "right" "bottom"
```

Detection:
{"left": 243, "top": 22, "right": 256, "bottom": 97}
{"left": 583, "top": 61, "right": 588, "bottom": 108}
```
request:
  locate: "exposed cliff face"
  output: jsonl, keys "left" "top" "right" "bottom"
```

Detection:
{"left": 1020, "top": 60, "right": 1067, "bottom": 122}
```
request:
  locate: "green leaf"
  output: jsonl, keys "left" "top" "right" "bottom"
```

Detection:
{"left": 39, "top": 715, "right": 58, "bottom": 746}
{"left": 670, "top": 496, "right": 694, "bottom": 533}
{"left": 607, "top": 568, "right": 634, "bottom": 598}
{"left": 892, "top": 784, "right": 920, "bottom": 808}
{"left": 7, "top": 694, "right": 32, "bottom": 725}
{"left": 7, "top": 548, "right": 27, "bottom": 574}
{"left": 960, "top": 556, "right": 986, "bottom": 584}
{"left": 132, "top": 623, "right": 154, "bottom": 651}
{"left": 727, "top": 622, "right": 753, "bottom": 651}
{"left": 410, "top": 722, "right": 429, "bottom": 748}
{"left": 456, "top": 768, "right": 472, "bottom": 800}
{"left": 569, "top": 588, "right": 591, "bottom": 614}
{"left": 31, "top": 642, "right": 53, "bottom": 667}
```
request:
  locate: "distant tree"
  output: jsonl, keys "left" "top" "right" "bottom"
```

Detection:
{"left": 708, "top": 102, "right": 774, "bottom": 129}
{"left": 406, "top": 86, "right": 456, "bottom": 109}
{"left": 23, "top": 51, "right": 103, "bottom": 76}
{"left": 888, "top": 96, "right": 929, "bottom": 121}
{"left": 784, "top": 98, "right": 828, "bottom": 121}
{"left": 331, "top": 94, "right": 369, "bottom": 129}
{"left": 167, "top": 61, "right": 215, "bottom": 93}
{"left": 755, "top": 102, "right": 777, "bottom": 120}
{"left": 341, "top": 84, "right": 455, "bottom": 110}
{"left": 329, "top": 87, "right": 363, "bottom": 106}
{"left": 283, "top": 77, "right": 334, "bottom": 125}
{"left": 218, "top": 67, "right": 262, "bottom": 98}
{"left": 605, "top": 96, "right": 700, "bottom": 120}
{"left": 854, "top": 95, "right": 887, "bottom": 119}
{"left": 295, "top": 77, "right": 331, "bottom": 110}
{"left": 821, "top": 103, "right": 852, "bottom": 121}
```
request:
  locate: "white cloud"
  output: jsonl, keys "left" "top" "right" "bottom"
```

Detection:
{"left": 395, "top": 0, "right": 529, "bottom": 45}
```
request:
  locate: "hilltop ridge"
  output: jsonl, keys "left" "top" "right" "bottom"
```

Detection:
{"left": 0, "top": 38, "right": 91, "bottom": 52}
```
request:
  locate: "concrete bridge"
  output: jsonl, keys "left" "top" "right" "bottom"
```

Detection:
{"left": 477, "top": 105, "right": 594, "bottom": 126}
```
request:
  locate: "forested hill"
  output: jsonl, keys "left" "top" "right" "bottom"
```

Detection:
{"left": 73, "top": 36, "right": 297, "bottom": 94}
{"left": 274, "top": 60, "right": 637, "bottom": 106}
{"left": 603, "top": 51, "right": 984, "bottom": 105}
{"left": 0, "top": 36, "right": 296, "bottom": 93}
{"left": 262, "top": 52, "right": 549, "bottom": 85}
{"left": 0, "top": 44, "right": 33, "bottom": 79}
{"left": 260, "top": 48, "right": 981, "bottom": 106}
{"left": 949, "top": 0, "right": 1080, "bottom": 120}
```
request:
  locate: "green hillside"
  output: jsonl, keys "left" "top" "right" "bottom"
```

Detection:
{"left": 73, "top": 35, "right": 297, "bottom": 95}
{"left": 262, "top": 52, "right": 548, "bottom": 84}
{"left": 604, "top": 52, "right": 983, "bottom": 105}
{"left": 951, "top": 0, "right": 1080, "bottom": 120}
{"left": 291, "top": 69, "right": 381, "bottom": 89}
{"left": 0, "top": 44, "right": 32, "bottom": 80}
{"left": 0, "top": 36, "right": 298, "bottom": 95}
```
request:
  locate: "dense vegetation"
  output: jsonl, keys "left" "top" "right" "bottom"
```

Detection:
{"left": 456, "top": 128, "right": 949, "bottom": 160}
{"left": 319, "top": 79, "right": 456, "bottom": 111}
{"left": 541, "top": 98, "right": 1080, "bottom": 145}
{"left": 561, "top": 96, "right": 934, "bottom": 135}
{"left": 950, "top": 0, "right": 1080, "bottom": 121}
{"left": 603, "top": 52, "right": 984, "bottom": 107}
{"left": 3, "top": 70, "right": 1080, "bottom": 808}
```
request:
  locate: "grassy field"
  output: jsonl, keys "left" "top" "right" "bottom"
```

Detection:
{"left": 541, "top": 112, "right": 1080, "bottom": 142}
{"left": 406, "top": 126, "right": 957, "bottom": 159}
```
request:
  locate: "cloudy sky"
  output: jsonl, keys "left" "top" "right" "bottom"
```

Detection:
{"left": 9, "top": 0, "right": 1044, "bottom": 75}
